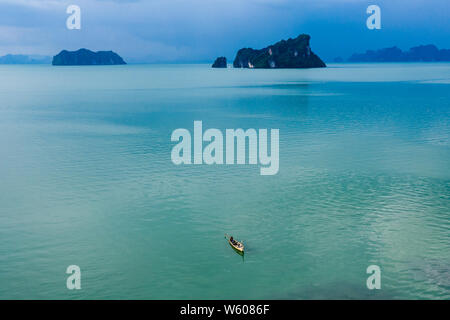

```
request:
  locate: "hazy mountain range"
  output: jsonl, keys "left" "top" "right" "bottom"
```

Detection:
{"left": 340, "top": 44, "right": 450, "bottom": 62}
{"left": 2, "top": 43, "right": 450, "bottom": 65}
{"left": 0, "top": 54, "right": 52, "bottom": 64}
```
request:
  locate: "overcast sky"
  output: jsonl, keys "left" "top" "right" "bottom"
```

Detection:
{"left": 0, "top": 0, "right": 449, "bottom": 62}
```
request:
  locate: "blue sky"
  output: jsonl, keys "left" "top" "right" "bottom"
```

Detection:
{"left": 0, "top": 0, "right": 449, "bottom": 62}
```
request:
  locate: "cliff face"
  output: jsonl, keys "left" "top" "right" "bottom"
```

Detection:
{"left": 233, "top": 34, "right": 326, "bottom": 69}
{"left": 212, "top": 57, "right": 227, "bottom": 68}
{"left": 52, "top": 49, "right": 126, "bottom": 66}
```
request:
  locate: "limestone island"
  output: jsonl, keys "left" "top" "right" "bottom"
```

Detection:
{"left": 52, "top": 48, "right": 126, "bottom": 66}
{"left": 233, "top": 34, "right": 326, "bottom": 69}
{"left": 212, "top": 57, "right": 227, "bottom": 68}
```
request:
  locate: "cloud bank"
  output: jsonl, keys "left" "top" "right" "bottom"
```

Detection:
{"left": 0, "top": 0, "right": 448, "bottom": 62}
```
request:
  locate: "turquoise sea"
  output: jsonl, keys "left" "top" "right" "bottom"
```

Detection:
{"left": 0, "top": 63, "right": 449, "bottom": 299}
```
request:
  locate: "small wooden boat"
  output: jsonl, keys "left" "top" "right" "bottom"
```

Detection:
{"left": 225, "top": 234, "right": 244, "bottom": 253}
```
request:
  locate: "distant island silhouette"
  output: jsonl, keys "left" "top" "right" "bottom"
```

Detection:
{"left": 52, "top": 49, "right": 126, "bottom": 66}
{"left": 0, "top": 54, "right": 51, "bottom": 64}
{"left": 347, "top": 44, "right": 450, "bottom": 62}
{"left": 232, "top": 34, "right": 326, "bottom": 69}
{"left": 212, "top": 56, "right": 227, "bottom": 68}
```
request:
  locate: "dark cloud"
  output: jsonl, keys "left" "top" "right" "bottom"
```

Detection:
{"left": 0, "top": 0, "right": 449, "bottom": 62}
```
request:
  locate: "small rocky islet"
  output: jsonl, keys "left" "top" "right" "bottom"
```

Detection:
{"left": 212, "top": 57, "right": 227, "bottom": 68}
{"left": 212, "top": 34, "right": 326, "bottom": 69}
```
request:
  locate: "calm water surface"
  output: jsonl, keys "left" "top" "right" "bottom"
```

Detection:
{"left": 0, "top": 63, "right": 449, "bottom": 299}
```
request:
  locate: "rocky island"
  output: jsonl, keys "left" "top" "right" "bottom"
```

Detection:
{"left": 233, "top": 34, "right": 326, "bottom": 69}
{"left": 212, "top": 57, "right": 227, "bottom": 68}
{"left": 52, "top": 49, "right": 126, "bottom": 66}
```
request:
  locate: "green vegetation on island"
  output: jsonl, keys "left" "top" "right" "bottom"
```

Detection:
{"left": 233, "top": 34, "right": 326, "bottom": 69}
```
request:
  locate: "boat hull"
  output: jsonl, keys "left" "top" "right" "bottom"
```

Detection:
{"left": 228, "top": 239, "right": 244, "bottom": 253}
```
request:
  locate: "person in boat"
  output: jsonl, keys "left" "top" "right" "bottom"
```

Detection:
{"left": 230, "top": 236, "right": 237, "bottom": 245}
